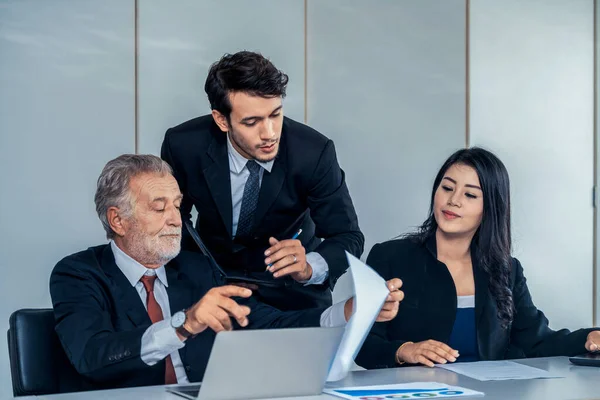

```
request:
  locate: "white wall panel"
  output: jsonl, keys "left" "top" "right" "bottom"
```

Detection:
{"left": 137, "top": 0, "right": 305, "bottom": 155}
{"left": 470, "top": 0, "right": 594, "bottom": 329}
{"left": 0, "top": 0, "right": 135, "bottom": 396}
{"left": 306, "top": 0, "right": 467, "bottom": 301}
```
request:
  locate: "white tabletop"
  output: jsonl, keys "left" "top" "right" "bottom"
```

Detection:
{"left": 34, "top": 357, "right": 600, "bottom": 400}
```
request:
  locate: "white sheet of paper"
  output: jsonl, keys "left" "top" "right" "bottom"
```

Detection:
{"left": 324, "top": 382, "right": 484, "bottom": 399}
{"left": 326, "top": 252, "right": 389, "bottom": 382}
{"left": 437, "top": 360, "right": 565, "bottom": 381}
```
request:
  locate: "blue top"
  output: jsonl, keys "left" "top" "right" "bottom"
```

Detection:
{"left": 448, "top": 295, "right": 479, "bottom": 362}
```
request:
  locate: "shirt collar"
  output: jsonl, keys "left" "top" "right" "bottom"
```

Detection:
{"left": 110, "top": 241, "right": 169, "bottom": 288}
{"left": 226, "top": 133, "right": 274, "bottom": 174}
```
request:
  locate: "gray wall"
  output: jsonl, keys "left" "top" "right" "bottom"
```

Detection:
{"left": 307, "top": 0, "right": 466, "bottom": 259}
{"left": 306, "top": 0, "right": 466, "bottom": 301}
{"left": 137, "top": 0, "right": 305, "bottom": 154}
{"left": 470, "top": 0, "right": 594, "bottom": 330}
{"left": 0, "top": 1, "right": 135, "bottom": 398}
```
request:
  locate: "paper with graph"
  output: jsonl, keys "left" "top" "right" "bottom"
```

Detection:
{"left": 324, "top": 382, "right": 484, "bottom": 399}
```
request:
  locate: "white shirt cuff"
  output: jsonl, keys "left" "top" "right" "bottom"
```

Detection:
{"left": 320, "top": 299, "right": 349, "bottom": 327}
{"left": 140, "top": 317, "right": 186, "bottom": 366}
{"left": 303, "top": 252, "right": 329, "bottom": 285}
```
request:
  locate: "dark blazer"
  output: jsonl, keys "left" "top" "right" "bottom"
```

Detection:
{"left": 356, "top": 236, "right": 596, "bottom": 369}
{"left": 161, "top": 115, "right": 364, "bottom": 310}
{"left": 49, "top": 245, "right": 323, "bottom": 390}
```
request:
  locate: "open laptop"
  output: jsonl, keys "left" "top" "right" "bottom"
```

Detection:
{"left": 168, "top": 326, "right": 345, "bottom": 400}
{"left": 569, "top": 353, "right": 600, "bottom": 367}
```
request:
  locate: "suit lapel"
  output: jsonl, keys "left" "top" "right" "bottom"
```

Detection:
{"left": 254, "top": 135, "right": 287, "bottom": 228}
{"left": 165, "top": 260, "right": 195, "bottom": 364}
{"left": 165, "top": 265, "right": 193, "bottom": 315}
{"left": 473, "top": 266, "right": 490, "bottom": 324}
{"left": 472, "top": 252, "right": 491, "bottom": 359}
{"left": 204, "top": 130, "right": 233, "bottom": 237}
{"left": 101, "top": 246, "right": 151, "bottom": 327}
{"left": 473, "top": 256, "right": 489, "bottom": 327}
{"left": 425, "top": 236, "right": 458, "bottom": 342}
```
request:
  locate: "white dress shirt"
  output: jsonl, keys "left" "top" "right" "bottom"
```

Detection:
{"left": 110, "top": 241, "right": 347, "bottom": 384}
{"left": 226, "top": 134, "right": 329, "bottom": 285}
{"left": 110, "top": 241, "right": 188, "bottom": 383}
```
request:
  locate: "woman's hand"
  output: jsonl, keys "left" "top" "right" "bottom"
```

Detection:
{"left": 585, "top": 330, "right": 600, "bottom": 352}
{"left": 397, "top": 340, "right": 459, "bottom": 367}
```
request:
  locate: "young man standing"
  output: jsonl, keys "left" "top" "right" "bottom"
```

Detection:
{"left": 161, "top": 51, "right": 363, "bottom": 310}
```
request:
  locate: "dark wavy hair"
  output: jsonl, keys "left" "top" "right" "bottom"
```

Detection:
{"left": 204, "top": 51, "right": 289, "bottom": 120}
{"left": 407, "top": 147, "right": 514, "bottom": 328}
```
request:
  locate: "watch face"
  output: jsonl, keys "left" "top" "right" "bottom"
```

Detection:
{"left": 171, "top": 311, "right": 186, "bottom": 328}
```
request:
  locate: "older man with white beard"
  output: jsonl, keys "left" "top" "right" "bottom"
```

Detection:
{"left": 49, "top": 154, "right": 404, "bottom": 392}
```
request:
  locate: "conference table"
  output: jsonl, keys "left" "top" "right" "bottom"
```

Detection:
{"left": 28, "top": 357, "right": 600, "bottom": 400}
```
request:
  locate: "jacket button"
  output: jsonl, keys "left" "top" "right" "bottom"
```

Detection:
{"left": 108, "top": 355, "right": 114, "bottom": 362}
{"left": 185, "top": 365, "right": 191, "bottom": 372}
{"left": 124, "top": 350, "right": 131, "bottom": 356}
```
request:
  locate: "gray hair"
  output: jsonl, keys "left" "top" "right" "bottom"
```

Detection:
{"left": 95, "top": 154, "right": 173, "bottom": 239}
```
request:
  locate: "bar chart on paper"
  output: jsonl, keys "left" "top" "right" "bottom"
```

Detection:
{"left": 324, "top": 382, "right": 484, "bottom": 399}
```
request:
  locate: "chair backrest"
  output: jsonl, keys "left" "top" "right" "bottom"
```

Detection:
{"left": 7, "top": 308, "right": 83, "bottom": 396}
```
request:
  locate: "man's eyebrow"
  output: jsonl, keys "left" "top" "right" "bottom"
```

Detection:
{"left": 240, "top": 105, "right": 283, "bottom": 123}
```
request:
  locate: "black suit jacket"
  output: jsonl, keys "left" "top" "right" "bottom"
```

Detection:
{"left": 49, "top": 245, "right": 323, "bottom": 390}
{"left": 356, "top": 236, "right": 596, "bottom": 369}
{"left": 161, "top": 115, "right": 363, "bottom": 309}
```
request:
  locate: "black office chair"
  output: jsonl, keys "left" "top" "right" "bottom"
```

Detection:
{"left": 7, "top": 308, "right": 83, "bottom": 396}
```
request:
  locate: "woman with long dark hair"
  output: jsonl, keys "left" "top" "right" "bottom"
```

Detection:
{"left": 356, "top": 147, "right": 599, "bottom": 369}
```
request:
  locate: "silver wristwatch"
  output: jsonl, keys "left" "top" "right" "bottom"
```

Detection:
{"left": 171, "top": 310, "right": 195, "bottom": 339}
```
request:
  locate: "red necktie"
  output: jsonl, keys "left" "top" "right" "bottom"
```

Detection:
{"left": 140, "top": 275, "right": 177, "bottom": 384}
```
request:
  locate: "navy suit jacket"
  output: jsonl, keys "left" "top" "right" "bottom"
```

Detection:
{"left": 50, "top": 245, "right": 323, "bottom": 390}
{"left": 356, "top": 236, "right": 597, "bottom": 369}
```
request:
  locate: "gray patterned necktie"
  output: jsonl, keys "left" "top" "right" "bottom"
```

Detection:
{"left": 236, "top": 160, "right": 261, "bottom": 237}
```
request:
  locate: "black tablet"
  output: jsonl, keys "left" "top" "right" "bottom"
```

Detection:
{"left": 184, "top": 220, "right": 286, "bottom": 288}
{"left": 569, "top": 353, "right": 600, "bottom": 367}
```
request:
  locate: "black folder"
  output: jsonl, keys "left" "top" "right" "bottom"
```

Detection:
{"left": 184, "top": 220, "right": 288, "bottom": 288}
